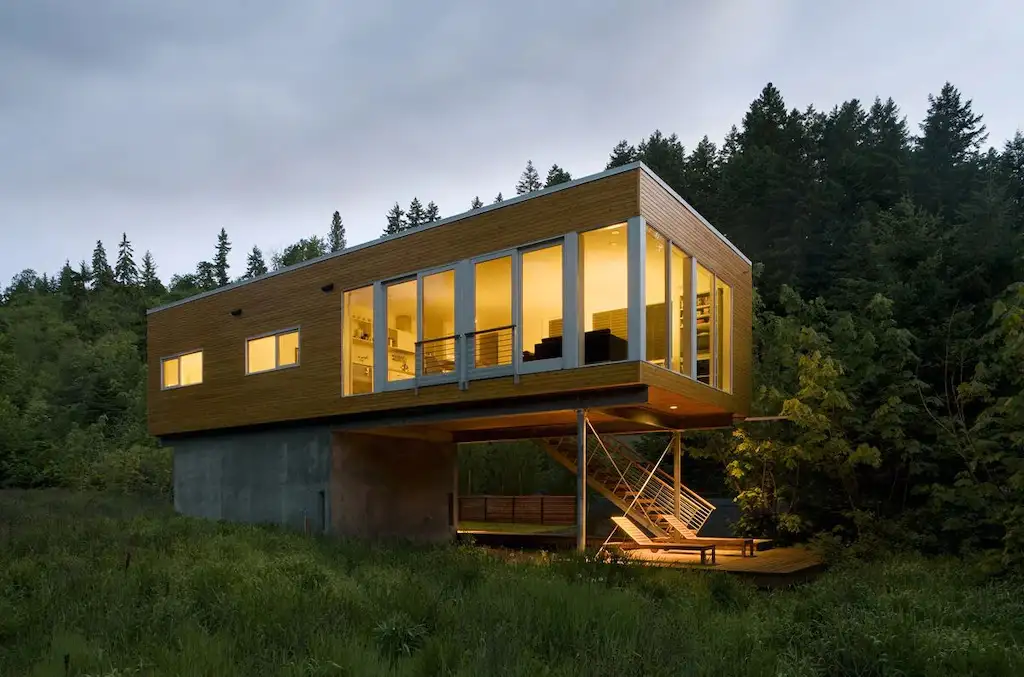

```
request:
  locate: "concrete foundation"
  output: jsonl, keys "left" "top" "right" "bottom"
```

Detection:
{"left": 170, "top": 427, "right": 457, "bottom": 543}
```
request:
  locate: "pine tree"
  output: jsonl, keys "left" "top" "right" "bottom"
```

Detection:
{"left": 682, "top": 136, "right": 722, "bottom": 219}
{"left": 214, "top": 228, "right": 231, "bottom": 287}
{"left": 470, "top": 196, "right": 484, "bottom": 210}
{"left": 328, "top": 211, "right": 346, "bottom": 252}
{"left": 516, "top": 160, "right": 542, "bottom": 195}
{"left": 424, "top": 201, "right": 440, "bottom": 223}
{"left": 245, "top": 246, "right": 268, "bottom": 278}
{"left": 384, "top": 203, "right": 406, "bottom": 235}
{"left": 864, "top": 97, "right": 912, "bottom": 212}
{"left": 114, "top": 232, "right": 138, "bottom": 286}
{"left": 406, "top": 198, "right": 426, "bottom": 229}
{"left": 140, "top": 251, "right": 164, "bottom": 294}
{"left": 606, "top": 140, "right": 637, "bottom": 168}
{"left": 77, "top": 260, "right": 93, "bottom": 288}
{"left": 998, "top": 131, "right": 1024, "bottom": 225}
{"left": 91, "top": 240, "right": 113, "bottom": 289}
{"left": 493, "top": 192, "right": 504, "bottom": 204}
{"left": 544, "top": 164, "right": 572, "bottom": 187}
{"left": 637, "top": 130, "right": 687, "bottom": 192}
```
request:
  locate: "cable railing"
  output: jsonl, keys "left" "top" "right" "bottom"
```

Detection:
{"left": 470, "top": 325, "right": 515, "bottom": 370}
{"left": 412, "top": 325, "right": 518, "bottom": 389}
{"left": 415, "top": 334, "right": 458, "bottom": 377}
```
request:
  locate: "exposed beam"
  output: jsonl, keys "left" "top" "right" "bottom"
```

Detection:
{"left": 452, "top": 419, "right": 659, "bottom": 444}
{"left": 599, "top": 406, "right": 735, "bottom": 431}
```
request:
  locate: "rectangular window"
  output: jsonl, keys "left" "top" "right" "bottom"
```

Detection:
{"left": 670, "top": 245, "right": 689, "bottom": 375}
{"left": 644, "top": 226, "right": 667, "bottom": 366}
{"left": 521, "top": 244, "right": 563, "bottom": 363}
{"left": 161, "top": 350, "right": 203, "bottom": 389}
{"left": 421, "top": 269, "right": 455, "bottom": 377}
{"left": 246, "top": 329, "right": 300, "bottom": 375}
{"left": 581, "top": 224, "right": 628, "bottom": 364}
{"left": 696, "top": 263, "right": 713, "bottom": 385}
{"left": 343, "top": 286, "right": 374, "bottom": 395}
{"left": 716, "top": 278, "right": 733, "bottom": 393}
{"left": 474, "top": 256, "right": 513, "bottom": 368}
{"left": 386, "top": 279, "right": 417, "bottom": 382}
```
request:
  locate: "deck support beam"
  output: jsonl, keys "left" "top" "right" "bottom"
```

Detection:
{"left": 672, "top": 431, "right": 682, "bottom": 520}
{"left": 576, "top": 408, "right": 587, "bottom": 552}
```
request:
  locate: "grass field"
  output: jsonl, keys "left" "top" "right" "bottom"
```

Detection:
{"left": 2, "top": 490, "right": 1022, "bottom": 676}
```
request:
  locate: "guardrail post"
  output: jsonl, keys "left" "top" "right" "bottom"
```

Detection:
{"left": 576, "top": 409, "right": 587, "bottom": 552}
{"left": 673, "top": 431, "right": 682, "bottom": 520}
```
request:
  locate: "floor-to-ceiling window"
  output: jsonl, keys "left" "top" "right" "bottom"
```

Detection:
{"left": 420, "top": 269, "right": 456, "bottom": 377}
{"left": 343, "top": 285, "right": 374, "bottom": 395}
{"left": 696, "top": 263, "right": 714, "bottom": 384}
{"left": 670, "top": 244, "right": 689, "bottom": 375}
{"left": 581, "top": 224, "right": 628, "bottom": 364}
{"left": 645, "top": 226, "right": 667, "bottom": 366}
{"left": 521, "top": 243, "right": 563, "bottom": 364}
{"left": 716, "top": 277, "right": 733, "bottom": 392}
{"left": 474, "top": 256, "right": 513, "bottom": 369}
{"left": 385, "top": 279, "right": 417, "bottom": 382}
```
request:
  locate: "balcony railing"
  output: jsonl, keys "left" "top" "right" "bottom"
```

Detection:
{"left": 414, "top": 325, "right": 518, "bottom": 390}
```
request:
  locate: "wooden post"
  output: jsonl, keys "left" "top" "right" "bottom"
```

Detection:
{"left": 576, "top": 409, "right": 587, "bottom": 552}
{"left": 673, "top": 431, "right": 682, "bottom": 520}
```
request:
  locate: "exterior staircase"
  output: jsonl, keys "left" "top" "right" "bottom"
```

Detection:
{"left": 539, "top": 434, "right": 715, "bottom": 539}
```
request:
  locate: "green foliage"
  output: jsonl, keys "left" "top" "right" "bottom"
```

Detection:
{"left": 244, "top": 245, "right": 268, "bottom": 279}
{"left": 214, "top": 227, "right": 231, "bottom": 287}
{"left": 515, "top": 159, "right": 542, "bottom": 194}
{"left": 544, "top": 164, "right": 572, "bottom": 187}
{"left": 271, "top": 236, "right": 327, "bottom": 270}
{"left": 2, "top": 491, "right": 1023, "bottom": 676}
{"left": 328, "top": 210, "right": 346, "bottom": 252}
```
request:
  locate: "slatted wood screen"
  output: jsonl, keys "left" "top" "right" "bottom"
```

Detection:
{"left": 459, "top": 495, "right": 576, "bottom": 525}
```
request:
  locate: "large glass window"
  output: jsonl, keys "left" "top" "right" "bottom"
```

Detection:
{"left": 521, "top": 244, "right": 563, "bottom": 363}
{"left": 474, "top": 256, "right": 513, "bottom": 368}
{"left": 645, "top": 226, "right": 667, "bottom": 366}
{"left": 670, "top": 245, "right": 689, "bottom": 375}
{"left": 696, "top": 264, "right": 713, "bottom": 384}
{"left": 421, "top": 270, "right": 456, "bottom": 377}
{"left": 716, "top": 278, "right": 733, "bottom": 393}
{"left": 246, "top": 329, "right": 299, "bottom": 375}
{"left": 385, "top": 279, "right": 417, "bottom": 382}
{"left": 581, "top": 224, "right": 628, "bottom": 364}
{"left": 161, "top": 350, "right": 203, "bottom": 389}
{"left": 343, "top": 286, "right": 374, "bottom": 395}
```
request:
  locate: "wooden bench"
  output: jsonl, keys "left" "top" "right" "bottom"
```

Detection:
{"left": 610, "top": 516, "right": 717, "bottom": 565}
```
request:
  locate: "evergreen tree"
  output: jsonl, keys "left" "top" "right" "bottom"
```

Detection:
{"left": 470, "top": 196, "right": 484, "bottom": 210}
{"left": 997, "top": 131, "right": 1024, "bottom": 225}
{"left": 114, "top": 233, "right": 138, "bottom": 286}
{"left": 682, "top": 136, "right": 722, "bottom": 220}
{"left": 516, "top": 160, "right": 542, "bottom": 195}
{"left": 195, "top": 261, "right": 217, "bottom": 291}
{"left": 406, "top": 198, "right": 426, "bottom": 229}
{"left": 544, "top": 164, "right": 572, "bottom": 187}
{"left": 140, "top": 251, "right": 164, "bottom": 295}
{"left": 91, "top": 241, "right": 113, "bottom": 289}
{"left": 214, "top": 228, "right": 231, "bottom": 287}
{"left": 493, "top": 192, "right": 503, "bottom": 204}
{"left": 606, "top": 140, "right": 637, "bottom": 168}
{"left": 77, "top": 260, "right": 93, "bottom": 288}
{"left": 245, "top": 246, "right": 268, "bottom": 278}
{"left": 328, "top": 211, "right": 346, "bottom": 252}
{"left": 864, "top": 97, "right": 912, "bottom": 212}
{"left": 384, "top": 203, "right": 406, "bottom": 235}
{"left": 637, "top": 130, "right": 687, "bottom": 191}
{"left": 424, "top": 201, "right": 440, "bottom": 223}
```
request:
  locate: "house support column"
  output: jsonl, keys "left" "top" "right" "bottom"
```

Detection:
{"left": 576, "top": 408, "right": 587, "bottom": 552}
{"left": 673, "top": 431, "right": 682, "bottom": 520}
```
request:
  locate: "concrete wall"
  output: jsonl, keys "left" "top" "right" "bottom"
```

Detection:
{"left": 171, "top": 425, "right": 333, "bottom": 533}
{"left": 331, "top": 432, "right": 457, "bottom": 543}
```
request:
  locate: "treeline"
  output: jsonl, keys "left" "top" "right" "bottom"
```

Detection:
{"left": 2, "top": 81, "right": 1022, "bottom": 569}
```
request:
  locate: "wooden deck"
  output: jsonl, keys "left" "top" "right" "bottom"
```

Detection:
{"left": 617, "top": 543, "right": 824, "bottom": 586}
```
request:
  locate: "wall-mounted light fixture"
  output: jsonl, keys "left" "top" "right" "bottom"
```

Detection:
{"left": 321, "top": 283, "right": 335, "bottom": 293}
{"left": 230, "top": 308, "right": 242, "bottom": 317}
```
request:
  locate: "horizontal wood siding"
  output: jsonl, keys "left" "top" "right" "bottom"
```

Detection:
{"left": 148, "top": 173, "right": 640, "bottom": 436}
{"left": 459, "top": 495, "right": 576, "bottom": 525}
{"left": 638, "top": 172, "right": 753, "bottom": 416}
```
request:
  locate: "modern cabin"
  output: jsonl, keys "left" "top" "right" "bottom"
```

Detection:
{"left": 147, "top": 162, "right": 752, "bottom": 547}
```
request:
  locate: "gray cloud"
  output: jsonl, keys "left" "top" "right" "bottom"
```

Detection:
{"left": 1, "top": 0, "right": 1021, "bottom": 284}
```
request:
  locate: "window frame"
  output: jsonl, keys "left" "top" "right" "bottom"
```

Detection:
{"left": 245, "top": 327, "right": 301, "bottom": 376}
{"left": 578, "top": 222, "right": 631, "bottom": 367}
{"left": 160, "top": 348, "right": 204, "bottom": 390}
{"left": 341, "top": 284, "right": 375, "bottom": 397}
{"left": 518, "top": 237, "right": 566, "bottom": 375}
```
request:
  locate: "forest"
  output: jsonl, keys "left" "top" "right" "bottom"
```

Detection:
{"left": 2, "top": 81, "right": 1022, "bottom": 571}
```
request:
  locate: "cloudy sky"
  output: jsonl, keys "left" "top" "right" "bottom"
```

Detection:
{"left": 1, "top": 0, "right": 1021, "bottom": 284}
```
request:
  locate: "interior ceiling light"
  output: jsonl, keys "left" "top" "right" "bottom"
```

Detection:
{"left": 669, "top": 405, "right": 678, "bottom": 410}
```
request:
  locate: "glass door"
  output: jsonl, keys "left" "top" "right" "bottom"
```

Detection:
{"left": 417, "top": 267, "right": 457, "bottom": 386}
{"left": 519, "top": 240, "right": 564, "bottom": 374}
{"left": 469, "top": 252, "right": 515, "bottom": 379}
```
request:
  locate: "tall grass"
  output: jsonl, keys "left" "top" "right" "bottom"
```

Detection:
{"left": 1, "top": 490, "right": 1021, "bottom": 676}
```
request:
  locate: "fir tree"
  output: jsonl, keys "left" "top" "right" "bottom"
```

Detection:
{"left": 682, "top": 136, "right": 722, "bottom": 219}
{"left": 424, "top": 201, "right": 440, "bottom": 223}
{"left": 606, "top": 140, "right": 637, "bottom": 168}
{"left": 544, "top": 164, "right": 572, "bottom": 187}
{"left": 493, "top": 192, "right": 503, "bottom": 204}
{"left": 114, "top": 233, "right": 138, "bottom": 286}
{"left": 470, "top": 196, "right": 483, "bottom": 210}
{"left": 384, "top": 203, "right": 406, "bottom": 235}
{"left": 515, "top": 160, "right": 542, "bottom": 195}
{"left": 245, "top": 246, "right": 268, "bottom": 278}
{"left": 91, "top": 240, "right": 113, "bottom": 289}
{"left": 214, "top": 228, "right": 231, "bottom": 287}
{"left": 140, "top": 251, "right": 163, "bottom": 294}
{"left": 406, "top": 198, "right": 426, "bottom": 229}
{"left": 328, "top": 211, "right": 346, "bottom": 252}
{"left": 637, "top": 130, "right": 687, "bottom": 192}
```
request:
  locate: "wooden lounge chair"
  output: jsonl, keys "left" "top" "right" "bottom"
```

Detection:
{"left": 610, "top": 516, "right": 716, "bottom": 565}
{"left": 658, "top": 514, "right": 757, "bottom": 558}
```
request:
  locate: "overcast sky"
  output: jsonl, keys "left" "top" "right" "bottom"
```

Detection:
{"left": 1, "top": 1, "right": 1021, "bottom": 284}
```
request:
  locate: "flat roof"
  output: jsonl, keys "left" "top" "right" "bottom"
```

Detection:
{"left": 148, "top": 161, "right": 750, "bottom": 316}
